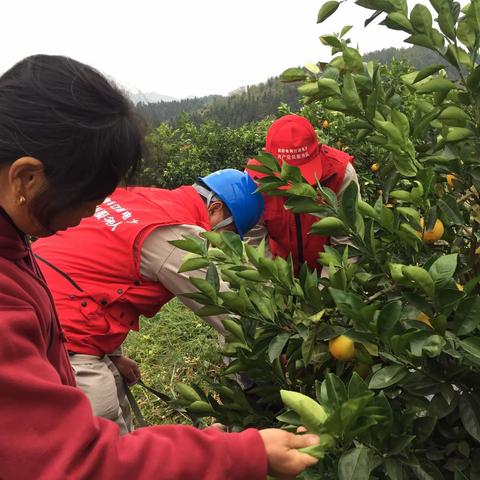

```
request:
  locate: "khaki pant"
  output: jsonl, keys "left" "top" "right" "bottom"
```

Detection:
{"left": 69, "top": 354, "right": 133, "bottom": 435}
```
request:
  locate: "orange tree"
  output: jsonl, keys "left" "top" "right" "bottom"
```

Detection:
{"left": 170, "top": 0, "right": 480, "bottom": 478}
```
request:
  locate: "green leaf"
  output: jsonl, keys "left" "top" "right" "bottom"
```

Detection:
{"left": 298, "top": 82, "right": 320, "bottom": 96}
{"left": 280, "top": 67, "right": 307, "bottom": 83}
{"left": 190, "top": 277, "right": 217, "bottom": 301}
{"left": 206, "top": 263, "right": 220, "bottom": 291}
{"left": 223, "top": 318, "right": 247, "bottom": 343}
{"left": 178, "top": 257, "right": 210, "bottom": 273}
{"left": 445, "top": 127, "right": 474, "bottom": 142}
{"left": 410, "top": 459, "right": 446, "bottom": 480}
{"left": 357, "top": 200, "right": 379, "bottom": 219}
{"left": 413, "top": 65, "right": 445, "bottom": 84}
{"left": 280, "top": 390, "right": 328, "bottom": 433}
{"left": 195, "top": 305, "right": 226, "bottom": 317}
{"left": 416, "top": 78, "right": 457, "bottom": 94}
{"left": 317, "top": 77, "right": 342, "bottom": 96}
{"left": 439, "top": 106, "right": 470, "bottom": 121}
{"left": 437, "top": 196, "right": 464, "bottom": 225}
{"left": 410, "top": 4, "right": 433, "bottom": 33}
{"left": 254, "top": 152, "right": 281, "bottom": 173}
{"left": 341, "top": 25, "right": 353, "bottom": 37}
{"left": 221, "top": 231, "right": 244, "bottom": 257}
{"left": 373, "top": 120, "right": 404, "bottom": 145}
{"left": 320, "top": 34, "right": 343, "bottom": 49}
{"left": 402, "top": 265, "right": 435, "bottom": 298}
{"left": 383, "top": 11, "right": 414, "bottom": 32}
{"left": 453, "top": 296, "right": 480, "bottom": 336}
{"left": 280, "top": 161, "right": 303, "bottom": 183}
{"left": 391, "top": 110, "right": 410, "bottom": 141}
{"left": 311, "top": 217, "right": 347, "bottom": 235}
{"left": 329, "top": 288, "right": 364, "bottom": 320}
{"left": 170, "top": 235, "right": 206, "bottom": 255}
{"left": 342, "top": 73, "right": 363, "bottom": 112}
{"left": 369, "top": 365, "right": 408, "bottom": 389}
{"left": 459, "top": 337, "right": 480, "bottom": 361}
{"left": 405, "top": 33, "right": 435, "bottom": 49}
{"left": 348, "top": 372, "right": 369, "bottom": 398}
{"left": 341, "top": 181, "right": 359, "bottom": 227}
{"left": 378, "top": 301, "right": 402, "bottom": 339}
{"left": 317, "top": 1, "right": 340, "bottom": 23}
{"left": 338, "top": 447, "right": 372, "bottom": 480}
{"left": 459, "top": 393, "right": 480, "bottom": 443}
{"left": 343, "top": 47, "right": 364, "bottom": 73}
{"left": 437, "top": 9, "right": 456, "bottom": 41}
{"left": 457, "top": 18, "right": 476, "bottom": 48}
{"left": 325, "top": 372, "right": 348, "bottom": 407}
{"left": 428, "top": 254, "right": 457, "bottom": 289}
{"left": 385, "top": 458, "right": 405, "bottom": 480}
{"left": 268, "top": 333, "right": 290, "bottom": 363}
{"left": 288, "top": 183, "right": 317, "bottom": 197}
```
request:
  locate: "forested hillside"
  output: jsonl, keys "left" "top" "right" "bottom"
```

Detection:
{"left": 136, "top": 78, "right": 300, "bottom": 128}
{"left": 363, "top": 45, "right": 459, "bottom": 78}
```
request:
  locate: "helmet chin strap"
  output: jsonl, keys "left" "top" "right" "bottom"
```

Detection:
{"left": 193, "top": 183, "right": 234, "bottom": 231}
{"left": 212, "top": 216, "right": 234, "bottom": 231}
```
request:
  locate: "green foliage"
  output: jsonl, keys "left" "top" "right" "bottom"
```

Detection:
{"left": 137, "top": 115, "right": 270, "bottom": 188}
{"left": 169, "top": 0, "right": 480, "bottom": 478}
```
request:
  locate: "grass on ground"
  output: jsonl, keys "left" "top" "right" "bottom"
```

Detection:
{"left": 124, "top": 299, "right": 222, "bottom": 426}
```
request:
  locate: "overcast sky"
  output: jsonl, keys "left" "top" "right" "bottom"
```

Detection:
{"left": 1, "top": 1, "right": 446, "bottom": 99}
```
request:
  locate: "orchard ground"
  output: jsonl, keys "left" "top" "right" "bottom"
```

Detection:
{"left": 124, "top": 299, "right": 221, "bottom": 426}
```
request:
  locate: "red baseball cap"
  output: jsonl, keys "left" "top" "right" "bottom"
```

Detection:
{"left": 265, "top": 114, "right": 323, "bottom": 184}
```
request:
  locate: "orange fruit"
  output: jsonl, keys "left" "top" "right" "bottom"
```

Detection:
{"left": 446, "top": 174, "right": 458, "bottom": 188}
{"left": 417, "top": 312, "right": 433, "bottom": 328}
{"left": 416, "top": 218, "right": 444, "bottom": 244}
{"left": 371, "top": 163, "right": 380, "bottom": 173}
{"left": 322, "top": 120, "right": 329, "bottom": 129}
{"left": 329, "top": 336, "right": 355, "bottom": 361}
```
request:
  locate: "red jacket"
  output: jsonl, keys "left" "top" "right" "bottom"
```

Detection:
{"left": 33, "top": 186, "right": 212, "bottom": 356}
{"left": 247, "top": 145, "right": 353, "bottom": 271}
{"left": 0, "top": 209, "right": 267, "bottom": 479}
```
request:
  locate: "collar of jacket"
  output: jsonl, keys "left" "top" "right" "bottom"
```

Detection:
{"left": 0, "top": 208, "right": 29, "bottom": 260}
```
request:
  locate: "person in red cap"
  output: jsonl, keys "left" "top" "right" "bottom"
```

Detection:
{"left": 246, "top": 114, "right": 359, "bottom": 272}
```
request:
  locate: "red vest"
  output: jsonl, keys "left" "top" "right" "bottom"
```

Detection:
{"left": 247, "top": 145, "right": 353, "bottom": 272}
{"left": 33, "top": 186, "right": 211, "bottom": 356}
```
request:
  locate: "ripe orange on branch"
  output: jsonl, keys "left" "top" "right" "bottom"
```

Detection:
{"left": 329, "top": 336, "right": 355, "bottom": 361}
{"left": 371, "top": 163, "right": 380, "bottom": 173}
{"left": 416, "top": 218, "right": 444, "bottom": 244}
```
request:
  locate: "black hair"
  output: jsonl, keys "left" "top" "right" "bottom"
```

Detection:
{"left": 0, "top": 54, "right": 143, "bottom": 228}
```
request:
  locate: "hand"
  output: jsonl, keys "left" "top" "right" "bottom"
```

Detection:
{"left": 259, "top": 429, "right": 319, "bottom": 480}
{"left": 110, "top": 355, "right": 141, "bottom": 385}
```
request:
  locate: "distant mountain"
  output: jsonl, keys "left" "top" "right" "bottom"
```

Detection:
{"left": 130, "top": 91, "right": 177, "bottom": 105}
{"left": 136, "top": 77, "right": 300, "bottom": 128}
{"left": 362, "top": 45, "right": 459, "bottom": 79}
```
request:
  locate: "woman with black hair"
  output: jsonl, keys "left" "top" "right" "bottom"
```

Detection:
{"left": 0, "top": 54, "right": 319, "bottom": 479}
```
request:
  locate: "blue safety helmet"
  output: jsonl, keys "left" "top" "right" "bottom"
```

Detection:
{"left": 197, "top": 169, "right": 264, "bottom": 239}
